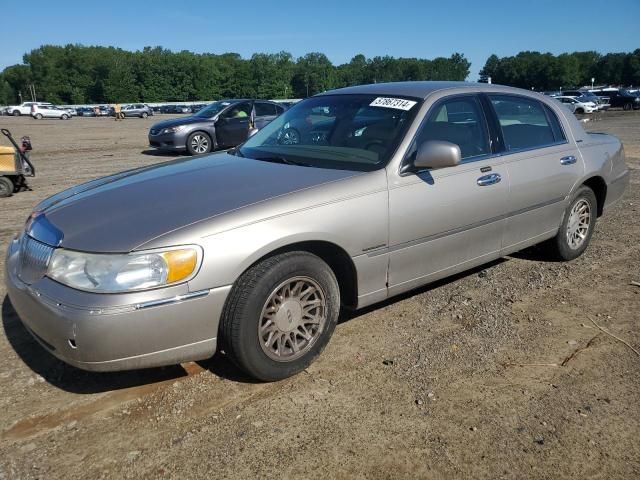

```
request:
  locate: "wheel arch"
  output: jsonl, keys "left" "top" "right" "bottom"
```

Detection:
{"left": 187, "top": 129, "right": 216, "bottom": 150}
{"left": 582, "top": 176, "right": 607, "bottom": 217}
{"left": 232, "top": 239, "right": 358, "bottom": 309}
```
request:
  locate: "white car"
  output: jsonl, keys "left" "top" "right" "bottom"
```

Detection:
{"left": 31, "top": 104, "right": 72, "bottom": 120}
{"left": 7, "top": 101, "right": 53, "bottom": 116}
{"left": 554, "top": 96, "right": 597, "bottom": 114}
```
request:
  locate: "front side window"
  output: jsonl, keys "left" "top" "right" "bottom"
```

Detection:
{"left": 408, "top": 96, "right": 490, "bottom": 161}
{"left": 489, "top": 95, "right": 560, "bottom": 151}
{"left": 238, "top": 94, "right": 421, "bottom": 171}
{"left": 222, "top": 102, "right": 252, "bottom": 119}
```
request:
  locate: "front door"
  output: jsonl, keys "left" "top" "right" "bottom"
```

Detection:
{"left": 216, "top": 101, "right": 253, "bottom": 147}
{"left": 387, "top": 94, "right": 508, "bottom": 296}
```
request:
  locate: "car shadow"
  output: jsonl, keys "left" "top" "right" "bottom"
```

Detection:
{"left": 339, "top": 257, "right": 507, "bottom": 324}
{"left": 1, "top": 255, "right": 522, "bottom": 392}
{"left": 508, "top": 243, "right": 564, "bottom": 263}
{"left": 1, "top": 295, "right": 200, "bottom": 393}
{"left": 140, "top": 149, "right": 182, "bottom": 157}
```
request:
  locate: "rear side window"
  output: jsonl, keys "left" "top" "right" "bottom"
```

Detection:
{"left": 412, "top": 96, "right": 490, "bottom": 161}
{"left": 489, "top": 95, "right": 562, "bottom": 151}
{"left": 255, "top": 102, "right": 276, "bottom": 117}
{"left": 543, "top": 104, "right": 566, "bottom": 142}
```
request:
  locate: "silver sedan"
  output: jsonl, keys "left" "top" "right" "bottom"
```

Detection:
{"left": 5, "top": 81, "right": 629, "bottom": 381}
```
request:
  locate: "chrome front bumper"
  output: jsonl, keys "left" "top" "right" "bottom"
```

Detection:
{"left": 5, "top": 237, "right": 231, "bottom": 371}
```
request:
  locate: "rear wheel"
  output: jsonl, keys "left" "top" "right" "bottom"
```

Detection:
{"left": 623, "top": 102, "right": 632, "bottom": 111}
{"left": 220, "top": 251, "right": 340, "bottom": 381}
{"left": 61, "top": 114, "right": 69, "bottom": 120}
{"left": 186, "top": 132, "right": 212, "bottom": 155}
{"left": 575, "top": 108, "right": 584, "bottom": 114}
{"left": 547, "top": 186, "right": 596, "bottom": 261}
{"left": 12, "top": 110, "right": 20, "bottom": 117}
{"left": 0, "top": 177, "right": 14, "bottom": 197}
{"left": 141, "top": 112, "right": 148, "bottom": 119}
{"left": 34, "top": 113, "right": 43, "bottom": 120}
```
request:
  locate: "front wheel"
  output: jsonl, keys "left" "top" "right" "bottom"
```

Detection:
{"left": 0, "top": 177, "right": 14, "bottom": 197}
{"left": 575, "top": 108, "right": 584, "bottom": 114}
{"left": 12, "top": 110, "right": 20, "bottom": 117}
{"left": 186, "top": 132, "right": 212, "bottom": 155}
{"left": 61, "top": 114, "right": 69, "bottom": 120}
{"left": 547, "top": 186, "right": 597, "bottom": 261}
{"left": 141, "top": 112, "right": 148, "bottom": 119}
{"left": 623, "top": 103, "right": 632, "bottom": 111}
{"left": 220, "top": 251, "right": 340, "bottom": 381}
{"left": 34, "top": 113, "right": 43, "bottom": 120}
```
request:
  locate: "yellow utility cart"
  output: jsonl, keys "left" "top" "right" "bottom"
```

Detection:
{"left": 0, "top": 128, "right": 35, "bottom": 197}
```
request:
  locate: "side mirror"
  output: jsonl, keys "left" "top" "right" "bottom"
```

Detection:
{"left": 247, "top": 127, "right": 259, "bottom": 138}
{"left": 414, "top": 140, "right": 461, "bottom": 170}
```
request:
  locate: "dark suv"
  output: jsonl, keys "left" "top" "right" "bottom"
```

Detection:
{"left": 592, "top": 89, "right": 640, "bottom": 111}
{"left": 148, "top": 99, "right": 286, "bottom": 155}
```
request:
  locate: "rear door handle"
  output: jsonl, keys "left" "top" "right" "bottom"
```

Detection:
{"left": 477, "top": 173, "right": 501, "bottom": 186}
{"left": 560, "top": 155, "right": 577, "bottom": 165}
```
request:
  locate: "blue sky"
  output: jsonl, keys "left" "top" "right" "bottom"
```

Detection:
{"left": 1, "top": 0, "right": 638, "bottom": 80}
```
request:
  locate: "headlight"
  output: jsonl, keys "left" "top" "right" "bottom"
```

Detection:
{"left": 160, "top": 126, "right": 185, "bottom": 134}
{"left": 47, "top": 246, "right": 201, "bottom": 293}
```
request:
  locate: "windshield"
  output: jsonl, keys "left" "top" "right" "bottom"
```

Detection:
{"left": 238, "top": 94, "right": 421, "bottom": 171}
{"left": 195, "top": 101, "right": 233, "bottom": 118}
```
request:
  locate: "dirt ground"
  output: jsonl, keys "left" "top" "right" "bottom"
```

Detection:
{"left": 0, "top": 111, "right": 638, "bottom": 480}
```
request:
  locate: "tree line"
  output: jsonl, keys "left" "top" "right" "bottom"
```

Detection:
{"left": 1, "top": 45, "right": 638, "bottom": 106}
{"left": 0, "top": 45, "right": 470, "bottom": 105}
{"left": 479, "top": 50, "right": 640, "bottom": 91}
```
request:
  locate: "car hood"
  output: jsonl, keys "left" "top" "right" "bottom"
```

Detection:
{"left": 150, "top": 116, "right": 212, "bottom": 130}
{"left": 32, "top": 153, "right": 362, "bottom": 252}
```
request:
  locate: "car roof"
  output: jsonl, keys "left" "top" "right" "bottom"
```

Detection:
{"left": 317, "top": 81, "right": 534, "bottom": 99}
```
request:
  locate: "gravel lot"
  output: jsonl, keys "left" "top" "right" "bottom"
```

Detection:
{"left": 0, "top": 112, "right": 638, "bottom": 479}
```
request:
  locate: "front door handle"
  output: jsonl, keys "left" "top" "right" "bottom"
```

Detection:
{"left": 560, "top": 155, "right": 577, "bottom": 165}
{"left": 477, "top": 173, "right": 501, "bottom": 186}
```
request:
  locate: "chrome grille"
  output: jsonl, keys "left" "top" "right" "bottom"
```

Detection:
{"left": 18, "top": 235, "right": 54, "bottom": 284}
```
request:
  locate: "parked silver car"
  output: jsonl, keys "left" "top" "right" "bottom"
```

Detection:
{"left": 121, "top": 103, "right": 153, "bottom": 118}
{"left": 6, "top": 82, "right": 629, "bottom": 381}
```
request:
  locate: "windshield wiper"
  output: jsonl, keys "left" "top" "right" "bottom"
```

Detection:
{"left": 253, "top": 156, "right": 313, "bottom": 167}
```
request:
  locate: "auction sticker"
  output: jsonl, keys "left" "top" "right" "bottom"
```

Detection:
{"left": 370, "top": 97, "right": 417, "bottom": 110}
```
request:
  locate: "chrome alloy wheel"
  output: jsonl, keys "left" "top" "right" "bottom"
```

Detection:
{"left": 566, "top": 199, "right": 591, "bottom": 250}
{"left": 190, "top": 134, "right": 209, "bottom": 154}
{"left": 258, "top": 276, "right": 327, "bottom": 362}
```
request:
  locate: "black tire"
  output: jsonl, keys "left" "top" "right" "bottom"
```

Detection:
{"left": 623, "top": 103, "right": 632, "bottom": 111}
{"left": 141, "top": 112, "right": 148, "bottom": 119}
{"left": 61, "top": 114, "right": 69, "bottom": 120}
{"left": 0, "top": 177, "right": 14, "bottom": 197}
{"left": 34, "top": 113, "right": 43, "bottom": 120}
{"left": 575, "top": 108, "right": 584, "bottom": 114}
{"left": 12, "top": 110, "right": 20, "bottom": 117}
{"left": 547, "top": 186, "right": 597, "bottom": 261}
{"left": 186, "top": 131, "right": 212, "bottom": 155}
{"left": 220, "top": 251, "right": 340, "bottom": 381}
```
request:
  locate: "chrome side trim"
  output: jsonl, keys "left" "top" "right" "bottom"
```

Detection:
{"left": 134, "top": 289, "right": 210, "bottom": 310}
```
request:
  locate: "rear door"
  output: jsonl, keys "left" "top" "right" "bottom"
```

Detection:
{"left": 254, "top": 102, "right": 278, "bottom": 129}
{"left": 485, "top": 94, "right": 582, "bottom": 252}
